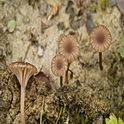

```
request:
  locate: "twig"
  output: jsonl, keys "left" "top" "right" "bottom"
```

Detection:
{"left": 55, "top": 107, "right": 63, "bottom": 124}
{"left": 65, "top": 112, "right": 69, "bottom": 124}
{"left": 23, "top": 43, "right": 31, "bottom": 62}
{"left": 40, "top": 97, "right": 45, "bottom": 124}
{"left": 68, "top": 69, "right": 73, "bottom": 79}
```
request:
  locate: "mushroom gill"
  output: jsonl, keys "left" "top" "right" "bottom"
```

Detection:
{"left": 58, "top": 34, "right": 79, "bottom": 63}
{"left": 9, "top": 62, "right": 37, "bottom": 124}
{"left": 90, "top": 25, "right": 111, "bottom": 53}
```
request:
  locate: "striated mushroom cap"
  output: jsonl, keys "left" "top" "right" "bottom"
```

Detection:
{"left": 51, "top": 54, "right": 67, "bottom": 77}
{"left": 58, "top": 34, "right": 80, "bottom": 63}
{"left": 90, "top": 25, "right": 112, "bottom": 53}
{"left": 9, "top": 62, "right": 37, "bottom": 88}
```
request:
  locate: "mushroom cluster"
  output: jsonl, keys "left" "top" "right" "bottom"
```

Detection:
{"left": 51, "top": 34, "right": 79, "bottom": 87}
{"left": 58, "top": 34, "right": 79, "bottom": 84}
{"left": 9, "top": 62, "right": 37, "bottom": 124}
{"left": 8, "top": 24, "right": 113, "bottom": 123}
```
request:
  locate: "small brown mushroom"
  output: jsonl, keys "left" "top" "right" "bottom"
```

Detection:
{"left": 58, "top": 34, "right": 79, "bottom": 83}
{"left": 9, "top": 62, "right": 37, "bottom": 124}
{"left": 51, "top": 54, "right": 67, "bottom": 87}
{"left": 90, "top": 25, "right": 111, "bottom": 70}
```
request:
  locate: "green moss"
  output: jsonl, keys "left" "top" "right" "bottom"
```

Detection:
{"left": 7, "top": 20, "right": 16, "bottom": 33}
{"left": 105, "top": 114, "right": 124, "bottom": 124}
{"left": 89, "top": 3, "right": 97, "bottom": 12}
{"left": 69, "top": 106, "right": 90, "bottom": 124}
{"left": 120, "top": 101, "right": 124, "bottom": 107}
{"left": 101, "top": 0, "right": 108, "bottom": 10}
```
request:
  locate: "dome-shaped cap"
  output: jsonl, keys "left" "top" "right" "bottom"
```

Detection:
{"left": 58, "top": 34, "right": 79, "bottom": 63}
{"left": 51, "top": 54, "right": 67, "bottom": 77}
{"left": 90, "top": 25, "right": 112, "bottom": 52}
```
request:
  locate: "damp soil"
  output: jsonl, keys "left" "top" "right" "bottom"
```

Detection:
{"left": 0, "top": 0, "right": 124, "bottom": 124}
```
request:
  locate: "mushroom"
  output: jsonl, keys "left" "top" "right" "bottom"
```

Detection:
{"left": 90, "top": 25, "right": 112, "bottom": 70}
{"left": 51, "top": 54, "right": 67, "bottom": 87}
{"left": 58, "top": 34, "right": 79, "bottom": 83}
{"left": 9, "top": 62, "right": 37, "bottom": 124}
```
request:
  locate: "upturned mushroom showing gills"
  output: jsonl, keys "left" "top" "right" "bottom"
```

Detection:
{"left": 58, "top": 34, "right": 79, "bottom": 84}
{"left": 9, "top": 62, "right": 37, "bottom": 124}
{"left": 90, "top": 25, "right": 112, "bottom": 70}
{"left": 51, "top": 54, "right": 67, "bottom": 87}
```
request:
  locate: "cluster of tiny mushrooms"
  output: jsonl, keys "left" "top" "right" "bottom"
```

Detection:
{"left": 8, "top": 25, "right": 112, "bottom": 124}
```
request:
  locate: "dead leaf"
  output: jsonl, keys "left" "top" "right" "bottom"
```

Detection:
{"left": 35, "top": 71, "right": 51, "bottom": 88}
{"left": 75, "top": 0, "right": 84, "bottom": 16}
{"left": 48, "top": 4, "right": 59, "bottom": 20}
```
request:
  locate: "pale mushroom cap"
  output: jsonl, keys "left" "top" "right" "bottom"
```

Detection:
{"left": 90, "top": 25, "right": 112, "bottom": 52}
{"left": 51, "top": 54, "right": 67, "bottom": 77}
{"left": 9, "top": 62, "right": 37, "bottom": 88}
{"left": 58, "top": 34, "right": 80, "bottom": 63}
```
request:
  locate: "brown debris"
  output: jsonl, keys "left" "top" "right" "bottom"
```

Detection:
{"left": 75, "top": 0, "right": 84, "bottom": 16}
{"left": 48, "top": 4, "right": 59, "bottom": 20}
{"left": 35, "top": 71, "right": 51, "bottom": 88}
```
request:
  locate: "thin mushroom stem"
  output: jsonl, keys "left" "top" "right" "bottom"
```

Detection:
{"left": 60, "top": 76, "right": 63, "bottom": 87}
{"left": 40, "top": 97, "right": 45, "bottom": 124}
{"left": 99, "top": 52, "right": 103, "bottom": 71}
{"left": 68, "top": 69, "right": 73, "bottom": 79}
{"left": 65, "top": 63, "right": 70, "bottom": 84}
{"left": 21, "top": 86, "right": 26, "bottom": 124}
